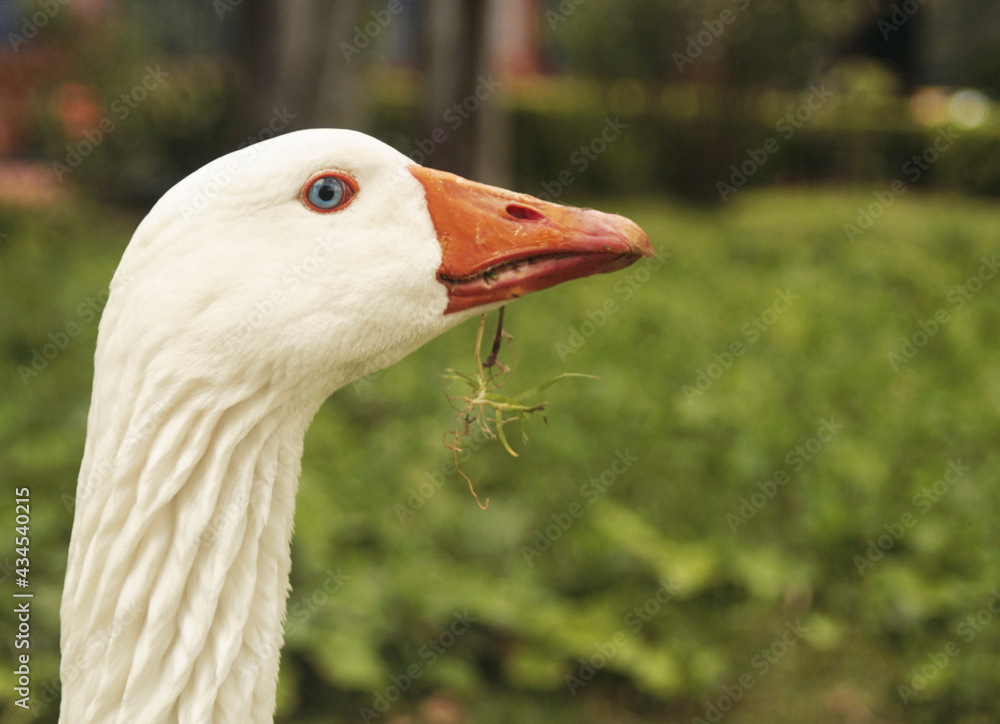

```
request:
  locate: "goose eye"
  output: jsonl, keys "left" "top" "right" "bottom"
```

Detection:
{"left": 303, "top": 174, "right": 355, "bottom": 212}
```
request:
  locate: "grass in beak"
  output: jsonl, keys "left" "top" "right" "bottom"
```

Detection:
{"left": 443, "top": 307, "right": 595, "bottom": 509}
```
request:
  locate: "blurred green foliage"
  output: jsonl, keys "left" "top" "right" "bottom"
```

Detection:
{"left": 541, "top": 0, "right": 867, "bottom": 88}
{"left": 3, "top": 187, "right": 1000, "bottom": 723}
{"left": 377, "top": 68, "right": 1000, "bottom": 202}
{"left": 37, "top": 49, "right": 1000, "bottom": 205}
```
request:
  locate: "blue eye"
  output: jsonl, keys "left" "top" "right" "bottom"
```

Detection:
{"left": 304, "top": 174, "right": 355, "bottom": 212}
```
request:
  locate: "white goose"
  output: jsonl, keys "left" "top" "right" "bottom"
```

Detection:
{"left": 59, "top": 128, "right": 651, "bottom": 723}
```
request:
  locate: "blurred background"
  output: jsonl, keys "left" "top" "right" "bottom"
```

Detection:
{"left": 2, "top": 0, "right": 1000, "bottom": 722}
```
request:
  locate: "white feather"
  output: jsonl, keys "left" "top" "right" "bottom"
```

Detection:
{"left": 59, "top": 130, "right": 481, "bottom": 724}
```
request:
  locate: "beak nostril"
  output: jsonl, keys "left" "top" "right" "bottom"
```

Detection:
{"left": 505, "top": 203, "right": 546, "bottom": 222}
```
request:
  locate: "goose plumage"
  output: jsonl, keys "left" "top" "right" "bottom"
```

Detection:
{"left": 59, "top": 128, "right": 651, "bottom": 723}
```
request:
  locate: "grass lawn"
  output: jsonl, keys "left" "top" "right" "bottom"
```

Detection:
{"left": 2, "top": 187, "right": 999, "bottom": 723}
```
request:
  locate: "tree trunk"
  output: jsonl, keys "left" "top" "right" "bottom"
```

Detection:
{"left": 420, "top": 0, "right": 509, "bottom": 184}
{"left": 231, "top": 0, "right": 369, "bottom": 140}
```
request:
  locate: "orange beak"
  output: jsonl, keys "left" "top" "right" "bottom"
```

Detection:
{"left": 410, "top": 166, "right": 654, "bottom": 314}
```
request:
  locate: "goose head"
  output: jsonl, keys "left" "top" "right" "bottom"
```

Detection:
{"left": 106, "top": 128, "right": 652, "bottom": 403}
{"left": 60, "top": 129, "right": 651, "bottom": 724}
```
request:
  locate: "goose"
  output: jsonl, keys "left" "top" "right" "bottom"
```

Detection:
{"left": 59, "top": 128, "right": 652, "bottom": 724}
